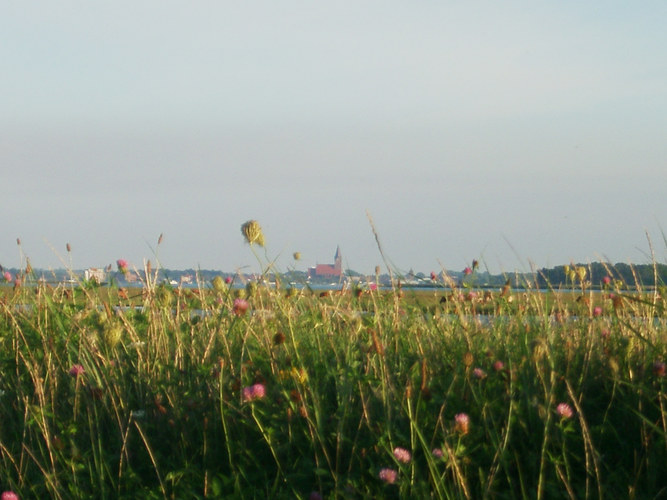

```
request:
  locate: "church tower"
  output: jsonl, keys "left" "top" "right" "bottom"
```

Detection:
{"left": 334, "top": 246, "right": 342, "bottom": 274}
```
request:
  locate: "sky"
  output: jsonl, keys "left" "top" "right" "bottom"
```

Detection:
{"left": 2, "top": 1, "right": 666, "bottom": 275}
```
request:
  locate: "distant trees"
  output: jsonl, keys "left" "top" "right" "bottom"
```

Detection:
{"left": 536, "top": 262, "right": 667, "bottom": 288}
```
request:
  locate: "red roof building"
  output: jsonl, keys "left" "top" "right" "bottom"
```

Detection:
{"left": 308, "top": 246, "right": 342, "bottom": 279}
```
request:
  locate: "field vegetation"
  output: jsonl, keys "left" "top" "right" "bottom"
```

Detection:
{"left": 0, "top": 226, "right": 666, "bottom": 499}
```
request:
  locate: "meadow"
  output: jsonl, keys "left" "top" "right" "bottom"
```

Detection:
{"left": 1, "top": 228, "right": 666, "bottom": 499}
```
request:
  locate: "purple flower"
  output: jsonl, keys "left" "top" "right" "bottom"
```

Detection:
{"left": 430, "top": 271, "right": 437, "bottom": 281}
{"left": 473, "top": 367, "right": 487, "bottom": 379}
{"left": 431, "top": 448, "right": 444, "bottom": 459}
{"left": 653, "top": 361, "right": 666, "bottom": 377}
{"left": 242, "top": 383, "right": 266, "bottom": 402}
{"left": 602, "top": 276, "right": 611, "bottom": 286}
{"left": 116, "top": 259, "right": 128, "bottom": 273}
{"left": 556, "top": 403, "right": 574, "bottom": 419}
{"left": 593, "top": 306, "right": 603, "bottom": 317}
{"left": 1, "top": 492, "right": 19, "bottom": 500}
{"left": 493, "top": 360, "right": 505, "bottom": 372}
{"left": 392, "top": 447, "right": 411, "bottom": 464}
{"left": 69, "top": 364, "right": 85, "bottom": 377}
{"left": 463, "top": 267, "right": 473, "bottom": 276}
{"left": 3, "top": 272, "right": 11, "bottom": 283}
{"left": 454, "top": 413, "right": 470, "bottom": 434}
{"left": 378, "top": 467, "right": 398, "bottom": 484}
{"left": 232, "top": 298, "right": 249, "bottom": 316}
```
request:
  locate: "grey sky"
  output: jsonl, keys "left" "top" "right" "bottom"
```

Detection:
{"left": 2, "top": 2, "right": 666, "bottom": 274}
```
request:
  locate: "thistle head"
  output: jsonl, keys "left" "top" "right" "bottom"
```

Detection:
{"left": 241, "top": 220, "right": 265, "bottom": 247}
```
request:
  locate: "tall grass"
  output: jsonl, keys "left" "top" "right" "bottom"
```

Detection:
{"left": 0, "top": 237, "right": 666, "bottom": 498}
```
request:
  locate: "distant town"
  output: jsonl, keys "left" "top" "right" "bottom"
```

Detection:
{"left": 2, "top": 246, "right": 666, "bottom": 290}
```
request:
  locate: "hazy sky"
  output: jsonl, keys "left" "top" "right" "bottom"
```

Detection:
{"left": 2, "top": 2, "right": 666, "bottom": 275}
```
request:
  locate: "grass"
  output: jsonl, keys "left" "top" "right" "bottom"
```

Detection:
{"left": 0, "top": 239, "right": 666, "bottom": 499}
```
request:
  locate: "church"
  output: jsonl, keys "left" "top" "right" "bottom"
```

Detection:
{"left": 307, "top": 246, "right": 342, "bottom": 279}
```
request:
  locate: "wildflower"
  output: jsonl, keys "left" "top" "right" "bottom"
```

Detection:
{"left": 454, "top": 413, "right": 470, "bottom": 435}
{"left": 393, "top": 447, "right": 411, "bottom": 464}
{"left": 251, "top": 383, "right": 266, "bottom": 398}
{"left": 463, "top": 267, "right": 473, "bottom": 276}
{"left": 369, "top": 283, "right": 378, "bottom": 291}
{"left": 473, "top": 367, "right": 487, "bottom": 379}
{"left": 556, "top": 403, "right": 574, "bottom": 419}
{"left": 241, "top": 220, "right": 265, "bottom": 246}
{"left": 232, "top": 298, "right": 249, "bottom": 316}
{"left": 1, "top": 492, "right": 19, "bottom": 500}
{"left": 225, "top": 276, "right": 233, "bottom": 284}
{"left": 600, "top": 329, "right": 610, "bottom": 340}
{"left": 69, "top": 364, "right": 85, "bottom": 377}
{"left": 242, "top": 383, "right": 266, "bottom": 402}
{"left": 308, "top": 492, "right": 323, "bottom": 500}
{"left": 432, "top": 448, "right": 444, "bottom": 459}
{"left": 378, "top": 467, "right": 398, "bottom": 484}
{"left": 430, "top": 271, "right": 437, "bottom": 281}
{"left": 602, "top": 275, "right": 611, "bottom": 286}
{"left": 241, "top": 386, "right": 253, "bottom": 402}
{"left": 493, "top": 360, "right": 505, "bottom": 372}
{"left": 576, "top": 266, "right": 587, "bottom": 281}
{"left": 116, "top": 259, "right": 128, "bottom": 273}
{"left": 212, "top": 276, "right": 226, "bottom": 292}
{"left": 593, "top": 306, "right": 603, "bottom": 317}
{"left": 3, "top": 271, "right": 11, "bottom": 283}
{"left": 653, "top": 361, "right": 666, "bottom": 377}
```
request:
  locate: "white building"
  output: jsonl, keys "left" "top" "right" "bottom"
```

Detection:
{"left": 84, "top": 268, "right": 106, "bottom": 284}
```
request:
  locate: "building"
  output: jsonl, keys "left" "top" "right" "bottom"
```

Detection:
{"left": 84, "top": 268, "right": 106, "bottom": 284}
{"left": 308, "top": 246, "right": 343, "bottom": 279}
